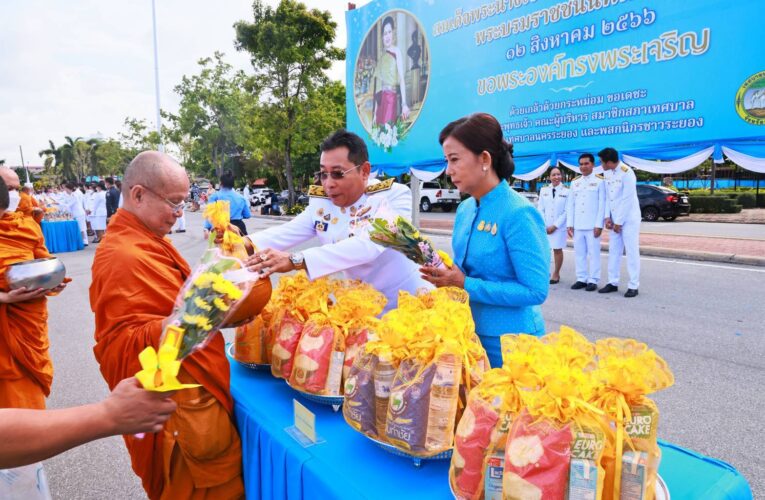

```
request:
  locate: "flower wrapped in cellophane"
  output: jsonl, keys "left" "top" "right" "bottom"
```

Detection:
{"left": 368, "top": 214, "right": 453, "bottom": 268}
{"left": 136, "top": 249, "right": 256, "bottom": 392}
{"left": 447, "top": 327, "right": 673, "bottom": 500}
{"left": 343, "top": 287, "right": 489, "bottom": 457}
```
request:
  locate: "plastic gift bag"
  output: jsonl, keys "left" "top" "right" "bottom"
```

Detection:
{"left": 343, "top": 351, "right": 379, "bottom": 438}
{"left": 289, "top": 314, "right": 345, "bottom": 395}
{"left": 451, "top": 390, "right": 500, "bottom": 500}
{"left": 270, "top": 311, "right": 305, "bottom": 379}
{"left": 503, "top": 409, "right": 572, "bottom": 500}
{"left": 234, "top": 314, "right": 270, "bottom": 364}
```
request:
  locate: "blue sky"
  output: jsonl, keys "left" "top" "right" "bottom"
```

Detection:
{"left": 0, "top": 0, "right": 361, "bottom": 166}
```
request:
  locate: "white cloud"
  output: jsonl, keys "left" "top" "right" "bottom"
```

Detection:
{"left": 0, "top": 0, "right": 365, "bottom": 165}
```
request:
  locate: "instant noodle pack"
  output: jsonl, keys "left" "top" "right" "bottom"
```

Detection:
{"left": 449, "top": 327, "right": 674, "bottom": 500}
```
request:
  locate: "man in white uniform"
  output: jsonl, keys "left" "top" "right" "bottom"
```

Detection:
{"left": 598, "top": 147, "right": 641, "bottom": 298}
{"left": 245, "top": 129, "right": 429, "bottom": 309}
{"left": 64, "top": 183, "right": 88, "bottom": 246}
{"left": 537, "top": 167, "right": 569, "bottom": 284}
{"left": 566, "top": 153, "right": 606, "bottom": 292}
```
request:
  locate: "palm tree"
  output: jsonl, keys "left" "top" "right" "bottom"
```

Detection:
{"left": 39, "top": 140, "right": 63, "bottom": 179}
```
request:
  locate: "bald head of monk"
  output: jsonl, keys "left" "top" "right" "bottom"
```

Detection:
{"left": 0, "top": 167, "right": 21, "bottom": 191}
{"left": 123, "top": 151, "right": 189, "bottom": 238}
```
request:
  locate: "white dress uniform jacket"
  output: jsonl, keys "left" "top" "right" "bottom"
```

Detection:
{"left": 537, "top": 184, "right": 569, "bottom": 250}
{"left": 248, "top": 179, "right": 430, "bottom": 309}
{"left": 566, "top": 174, "right": 606, "bottom": 284}
{"left": 604, "top": 163, "right": 641, "bottom": 289}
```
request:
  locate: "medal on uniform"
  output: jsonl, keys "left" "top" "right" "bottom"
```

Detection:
{"left": 491, "top": 223, "right": 498, "bottom": 235}
{"left": 484, "top": 222, "right": 492, "bottom": 232}
{"left": 477, "top": 220, "right": 485, "bottom": 231}
{"left": 323, "top": 214, "right": 331, "bottom": 221}
{"left": 317, "top": 208, "right": 324, "bottom": 216}
{"left": 331, "top": 217, "right": 338, "bottom": 224}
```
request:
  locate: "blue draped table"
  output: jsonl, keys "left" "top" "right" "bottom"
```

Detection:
{"left": 230, "top": 359, "right": 752, "bottom": 500}
{"left": 40, "top": 220, "right": 83, "bottom": 253}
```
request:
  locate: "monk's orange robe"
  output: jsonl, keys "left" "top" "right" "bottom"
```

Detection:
{"left": 0, "top": 212, "right": 53, "bottom": 409}
{"left": 90, "top": 209, "right": 243, "bottom": 500}
{"left": 17, "top": 192, "right": 43, "bottom": 223}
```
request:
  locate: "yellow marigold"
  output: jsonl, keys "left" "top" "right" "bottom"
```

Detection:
{"left": 203, "top": 201, "right": 231, "bottom": 231}
{"left": 213, "top": 297, "right": 230, "bottom": 311}
{"left": 193, "top": 272, "right": 215, "bottom": 289}
{"left": 212, "top": 277, "right": 242, "bottom": 300}
{"left": 194, "top": 297, "right": 212, "bottom": 312}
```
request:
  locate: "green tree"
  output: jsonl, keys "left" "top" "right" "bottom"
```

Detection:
{"left": 164, "top": 52, "right": 254, "bottom": 179}
{"left": 119, "top": 118, "right": 162, "bottom": 153}
{"left": 38, "top": 139, "right": 75, "bottom": 181}
{"left": 94, "top": 139, "right": 132, "bottom": 176}
{"left": 234, "top": 0, "right": 344, "bottom": 206}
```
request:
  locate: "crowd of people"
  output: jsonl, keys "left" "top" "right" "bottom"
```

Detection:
{"left": 0, "top": 111, "right": 643, "bottom": 497}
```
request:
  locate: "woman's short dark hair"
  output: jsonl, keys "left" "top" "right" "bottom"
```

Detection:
{"left": 0, "top": 177, "right": 9, "bottom": 210}
{"left": 382, "top": 16, "right": 394, "bottom": 32}
{"left": 97, "top": 181, "right": 106, "bottom": 190}
{"left": 578, "top": 153, "right": 595, "bottom": 164}
{"left": 220, "top": 170, "right": 235, "bottom": 189}
{"left": 320, "top": 129, "right": 369, "bottom": 166}
{"left": 438, "top": 113, "right": 515, "bottom": 179}
{"left": 65, "top": 182, "right": 76, "bottom": 191}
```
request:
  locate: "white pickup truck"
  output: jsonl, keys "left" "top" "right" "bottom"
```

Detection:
{"left": 416, "top": 181, "right": 461, "bottom": 212}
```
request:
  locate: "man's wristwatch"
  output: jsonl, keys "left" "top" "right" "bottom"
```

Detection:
{"left": 289, "top": 252, "right": 306, "bottom": 270}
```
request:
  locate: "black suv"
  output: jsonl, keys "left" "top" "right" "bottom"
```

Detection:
{"left": 636, "top": 185, "right": 691, "bottom": 221}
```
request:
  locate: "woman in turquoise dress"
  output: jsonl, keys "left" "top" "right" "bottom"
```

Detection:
{"left": 420, "top": 113, "right": 550, "bottom": 368}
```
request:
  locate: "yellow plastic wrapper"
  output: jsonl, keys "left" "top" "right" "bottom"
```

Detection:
{"left": 591, "top": 339, "right": 674, "bottom": 500}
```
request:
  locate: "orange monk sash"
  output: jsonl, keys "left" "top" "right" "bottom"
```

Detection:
{"left": 0, "top": 212, "right": 53, "bottom": 402}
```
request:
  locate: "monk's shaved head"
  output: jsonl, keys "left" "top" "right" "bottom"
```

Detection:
{"left": 0, "top": 167, "right": 20, "bottom": 190}
{"left": 123, "top": 150, "right": 186, "bottom": 195}
{"left": 122, "top": 150, "right": 189, "bottom": 237}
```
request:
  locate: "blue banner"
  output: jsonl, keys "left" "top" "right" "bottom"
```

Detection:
{"left": 345, "top": 0, "right": 765, "bottom": 175}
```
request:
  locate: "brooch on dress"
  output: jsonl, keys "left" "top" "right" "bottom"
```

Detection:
{"left": 477, "top": 220, "right": 497, "bottom": 236}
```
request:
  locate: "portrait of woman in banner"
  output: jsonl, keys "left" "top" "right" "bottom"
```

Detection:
{"left": 353, "top": 10, "right": 429, "bottom": 152}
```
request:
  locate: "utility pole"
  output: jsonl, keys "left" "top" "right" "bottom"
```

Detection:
{"left": 151, "top": 0, "right": 164, "bottom": 152}
{"left": 19, "top": 145, "right": 30, "bottom": 183}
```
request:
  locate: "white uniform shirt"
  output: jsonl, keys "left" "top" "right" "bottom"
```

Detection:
{"left": 538, "top": 184, "right": 569, "bottom": 229}
{"left": 248, "top": 179, "right": 430, "bottom": 308}
{"left": 63, "top": 191, "right": 86, "bottom": 217}
{"left": 73, "top": 189, "right": 86, "bottom": 217}
{"left": 604, "top": 163, "right": 641, "bottom": 225}
{"left": 566, "top": 174, "right": 606, "bottom": 230}
{"left": 84, "top": 190, "right": 95, "bottom": 214}
{"left": 92, "top": 191, "right": 107, "bottom": 217}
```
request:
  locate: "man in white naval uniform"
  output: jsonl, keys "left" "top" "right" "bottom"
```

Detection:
{"left": 566, "top": 153, "right": 606, "bottom": 292}
{"left": 245, "top": 129, "right": 430, "bottom": 309}
{"left": 598, "top": 147, "right": 641, "bottom": 298}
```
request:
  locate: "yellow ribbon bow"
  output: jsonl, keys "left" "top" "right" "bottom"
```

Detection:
{"left": 135, "top": 331, "right": 201, "bottom": 392}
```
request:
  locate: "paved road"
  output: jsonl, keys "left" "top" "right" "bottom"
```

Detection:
{"left": 44, "top": 212, "right": 763, "bottom": 498}
{"left": 421, "top": 211, "right": 765, "bottom": 239}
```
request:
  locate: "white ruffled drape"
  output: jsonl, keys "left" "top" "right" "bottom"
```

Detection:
{"left": 512, "top": 160, "right": 550, "bottom": 181}
{"left": 722, "top": 147, "right": 765, "bottom": 174}
{"left": 622, "top": 147, "right": 714, "bottom": 174}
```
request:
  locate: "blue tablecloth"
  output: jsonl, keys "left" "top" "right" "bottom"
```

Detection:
{"left": 41, "top": 220, "right": 83, "bottom": 253}
{"left": 230, "top": 359, "right": 752, "bottom": 500}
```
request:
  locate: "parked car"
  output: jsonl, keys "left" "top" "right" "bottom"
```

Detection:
{"left": 248, "top": 188, "right": 274, "bottom": 206}
{"left": 413, "top": 181, "right": 461, "bottom": 212}
{"left": 511, "top": 185, "right": 539, "bottom": 207}
{"left": 278, "top": 190, "right": 308, "bottom": 205}
{"left": 636, "top": 185, "right": 690, "bottom": 221}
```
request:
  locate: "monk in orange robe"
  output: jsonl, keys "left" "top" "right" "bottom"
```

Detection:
{"left": 90, "top": 151, "right": 243, "bottom": 500}
{"left": 0, "top": 173, "right": 67, "bottom": 409}
{"left": 19, "top": 181, "right": 44, "bottom": 223}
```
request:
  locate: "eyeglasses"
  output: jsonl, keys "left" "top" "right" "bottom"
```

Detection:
{"left": 139, "top": 184, "right": 185, "bottom": 213}
{"left": 314, "top": 165, "right": 361, "bottom": 182}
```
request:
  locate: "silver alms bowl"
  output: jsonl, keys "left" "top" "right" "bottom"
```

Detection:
{"left": 5, "top": 258, "right": 66, "bottom": 291}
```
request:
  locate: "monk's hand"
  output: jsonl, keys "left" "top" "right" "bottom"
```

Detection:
{"left": 0, "top": 287, "right": 48, "bottom": 304}
{"left": 100, "top": 377, "right": 177, "bottom": 435}
{"left": 420, "top": 264, "right": 465, "bottom": 289}
{"left": 245, "top": 248, "right": 293, "bottom": 278}
{"left": 46, "top": 277, "right": 71, "bottom": 297}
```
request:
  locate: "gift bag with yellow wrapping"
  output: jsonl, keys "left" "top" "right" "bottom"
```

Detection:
{"left": 343, "top": 351, "right": 379, "bottom": 438}
{"left": 591, "top": 339, "right": 674, "bottom": 500}
{"left": 234, "top": 314, "right": 269, "bottom": 364}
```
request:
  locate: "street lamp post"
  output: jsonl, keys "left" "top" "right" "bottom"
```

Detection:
{"left": 151, "top": 0, "right": 164, "bottom": 152}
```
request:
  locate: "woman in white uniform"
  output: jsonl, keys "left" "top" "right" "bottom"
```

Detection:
{"left": 537, "top": 167, "right": 569, "bottom": 284}
{"left": 90, "top": 181, "right": 108, "bottom": 243}
{"left": 64, "top": 183, "right": 88, "bottom": 246}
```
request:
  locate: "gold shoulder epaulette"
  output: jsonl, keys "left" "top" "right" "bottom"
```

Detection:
{"left": 308, "top": 185, "right": 328, "bottom": 198}
{"left": 365, "top": 178, "right": 394, "bottom": 194}
{"left": 595, "top": 173, "right": 604, "bottom": 179}
{"left": 621, "top": 165, "right": 629, "bottom": 172}
{"left": 573, "top": 175, "right": 582, "bottom": 181}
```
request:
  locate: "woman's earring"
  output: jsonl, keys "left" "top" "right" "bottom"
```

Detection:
{"left": 482, "top": 166, "right": 488, "bottom": 172}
